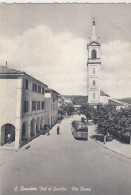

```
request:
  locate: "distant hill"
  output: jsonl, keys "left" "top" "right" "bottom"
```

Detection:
{"left": 62, "top": 96, "right": 131, "bottom": 105}
{"left": 62, "top": 95, "right": 87, "bottom": 105}
{"left": 117, "top": 98, "right": 131, "bottom": 104}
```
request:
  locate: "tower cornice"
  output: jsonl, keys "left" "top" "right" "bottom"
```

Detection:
{"left": 87, "top": 42, "right": 101, "bottom": 48}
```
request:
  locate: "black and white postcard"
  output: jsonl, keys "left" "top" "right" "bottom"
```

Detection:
{"left": 0, "top": 2, "right": 131, "bottom": 195}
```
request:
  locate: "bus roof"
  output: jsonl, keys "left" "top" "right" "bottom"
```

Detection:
{"left": 72, "top": 120, "right": 88, "bottom": 130}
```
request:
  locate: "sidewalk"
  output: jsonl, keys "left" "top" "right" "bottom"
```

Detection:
{"left": 88, "top": 121, "right": 131, "bottom": 159}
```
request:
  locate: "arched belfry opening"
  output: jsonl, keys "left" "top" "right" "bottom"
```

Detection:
{"left": 92, "top": 49, "right": 97, "bottom": 59}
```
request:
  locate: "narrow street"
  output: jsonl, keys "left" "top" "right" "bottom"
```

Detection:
{"left": 0, "top": 115, "right": 131, "bottom": 195}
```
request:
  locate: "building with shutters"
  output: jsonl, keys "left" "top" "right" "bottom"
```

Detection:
{"left": 44, "top": 88, "right": 59, "bottom": 127}
{"left": 0, "top": 65, "right": 48, "bottom": 149}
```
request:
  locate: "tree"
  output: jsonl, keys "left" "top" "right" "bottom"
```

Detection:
{"left": 79, "top": 104, "right": 95, "bottom": 120}
{"left": 58, "top": 106, "right": 66, "bottom": 118}
{"left": 65, "top": 104, "right": 75, "bottom": 116}
{"left": 59, "top": 103, "right": 75, "bottom": 117}
{"left": 92, "top": 104, "right": 131, "bottom": 138}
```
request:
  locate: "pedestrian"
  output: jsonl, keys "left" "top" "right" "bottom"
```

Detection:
{"left": 47, "top": 125, "right": 50, "bottom": 136}
{"left": 57, "top": 126, "right": 60, "bottom": 135}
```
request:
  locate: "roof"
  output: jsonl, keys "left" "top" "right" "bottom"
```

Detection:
{"left": 88, "top": 19, "right": 100, "bottom": 47}
{"left": 87, "top": 91, "right": 109, "bottom": 97}
{"left": 100, "top": 90, "right": 109, "bottom": 97}
{"left": 72, "top": 120, "right": 87, "bottom": 129}
{"left": 0, "top": 65, "right": 24, "bottom": 74}
{"left": 45, "top": 88, "right": 60, "bottom": 95}
{"left": 109, "top": 99, "right": 125, "bottom": 106}
{"left": 0, "top": 65, "right": 48, "bottom": 87}
{"left": 90, "top": 18, "right": 98, "bottom": 43}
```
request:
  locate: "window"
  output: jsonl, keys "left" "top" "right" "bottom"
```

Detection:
{"left": 32, "top": 101, "right": 36, "bottom": 111}
{"left": 37, "top": 101, "right": 40, "bottom": 110}
{"left": 93, "top": 68, "right": 95, "bottom": 74}
{"left": 23, "top": 101, "right": 28, "bottom": 112}
{"left": 92, "top": 50, "right": 97, "bottom": 59}
{"left": 32, "top": 83, "right": 34, "bottom": 91}
{"left": 25, "top": 79, "right": 28, "bottom": 90}
{"left": 42, "top": 87, "right": 45, "bottom": 94}
{"left": 38, "top": 86, "right": 41, "bottom": 93}
{"left": 93, "top": 80, "right": 96, "bottom": 86}
{"left": 93, "top": 93, "right": 95, "bottom": 99}
{"left": 32, "top": 83, "right": 37, "bottom": 92}
{"left": 42, "top": 102, "right": 45, "bottom": 110}
{"left": 52, "top": 93, "right": 57, "bottom": 102}
{"left": 35, "top": 84, "right": 37, "bottom": 92}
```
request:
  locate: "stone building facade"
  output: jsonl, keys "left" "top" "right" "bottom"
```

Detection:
{"left": 0, "top": 66, "right": 48, "bottom": 149}
{"left": 44, "top": 88, "right": 59, "bottom": 127}
{"left": 58, "top": 95, "right": 64, "bottom": 108}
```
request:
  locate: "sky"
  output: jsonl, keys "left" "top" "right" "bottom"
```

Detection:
{"left": 0, "top": 3, "right": 131, "bottom": 98}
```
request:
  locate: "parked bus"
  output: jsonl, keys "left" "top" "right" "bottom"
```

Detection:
{"left": 71, "top": 119, "right": 88, "bottom": 140}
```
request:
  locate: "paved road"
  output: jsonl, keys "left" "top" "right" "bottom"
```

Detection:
{"left": 0, "top": 115, "right": 131, "bottom": 195}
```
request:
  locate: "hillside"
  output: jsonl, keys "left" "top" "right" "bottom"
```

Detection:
{"left": 62, "top": 95, "right": 87, "bottom": 105}
{"left": 62, "top": 96, "right": 131, "bottom": 106}
{"left": 117, "top": 98, "right": 131, "bottom": 104}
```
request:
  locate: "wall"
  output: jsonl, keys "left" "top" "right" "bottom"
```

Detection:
{"left": 22, "top": 77, "right": 45, "bottom": 119}
{"left": 45, "top": 92, "right": 58, "bottom": 127}
{"left": 44, "top": 93, "right": 51, "bottom": 126}
{"left": 0, "top": 79, "right": 18, "bottom": 127}
{"left": 51, "top": 98, "right": 58, "bottom": 126}
{"left": 20, "top": 77, "right": 46, "bottom": 143}
{"left": 87, "top": 42, "right": 101, "bottom": 105}
{"left": 87, "top": 64, "right": 100, "bottom": 104}
{"left": 100, "top": 96, "right": 109, "bottom": 104}
{"left": 0, "top": 75, "right": 47, "bottom": 148}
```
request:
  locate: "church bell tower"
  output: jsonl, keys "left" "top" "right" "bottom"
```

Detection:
{"left": 87, "top": 18, "right": 101, "bottom": 105}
